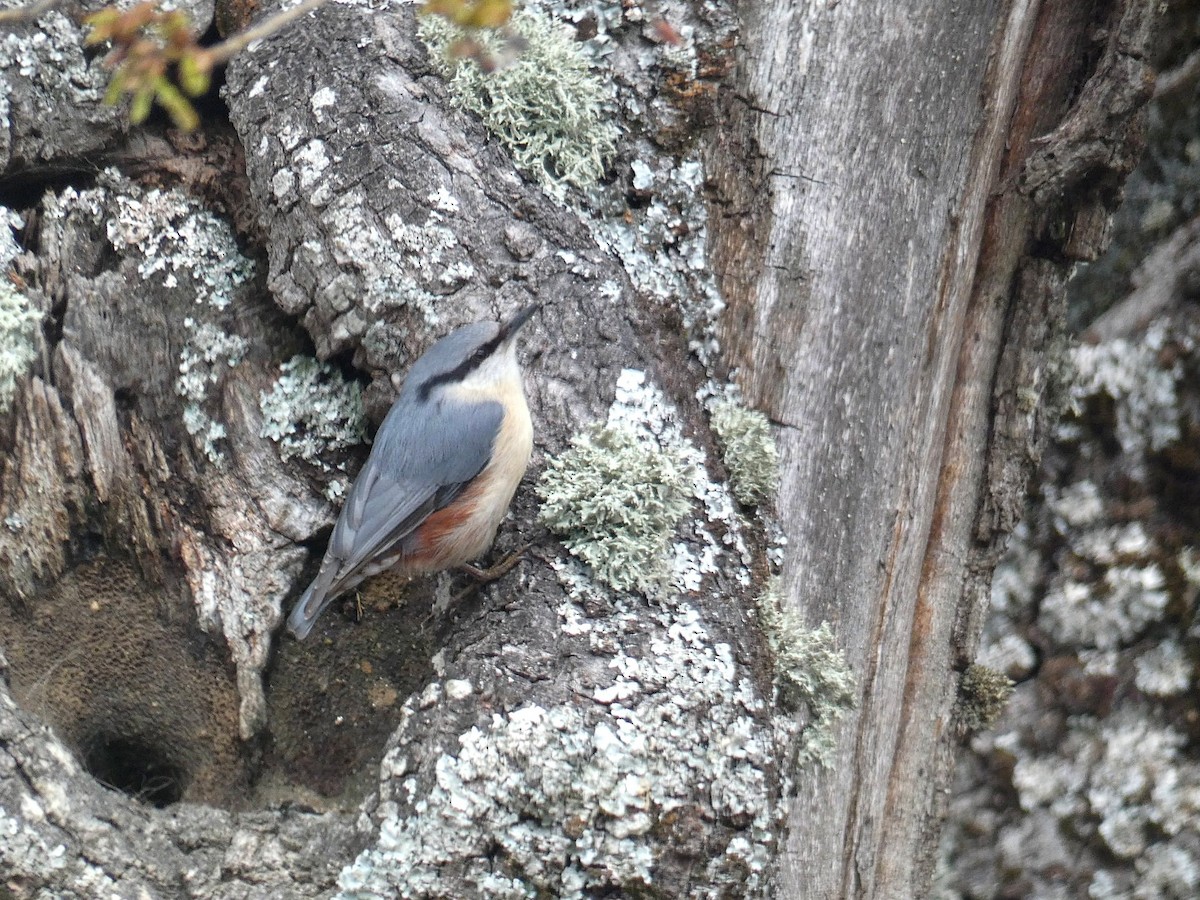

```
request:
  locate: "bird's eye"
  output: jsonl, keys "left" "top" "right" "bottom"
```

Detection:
{"left": 471, "top": 347, "right": 487, "bottom": 362}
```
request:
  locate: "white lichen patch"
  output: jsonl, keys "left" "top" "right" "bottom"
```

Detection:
{"left": 0, "top": 206, "right": 21, "bottom": 270}
{"left": 1047, "top": 480, "right": 1105, "bottom": 529}
{"left": 977, "top": 633, "right": 1037, "bottom": 681}
{"left": 420, "top": 9, "right": 618, "bottom": 203}
{"left": 1040, "top": 562, "right": 1169, "bottom": 650}
{"left": 1033, "top": 494, "right": 1174, "bottom": 650}
{"left": 105, "top": 183, "right": 255, "bottom": 309}
{"left": 987, "top": 521, "right": 1040, "bottom": 618}
{"left": 176, "top": 320, "right": 250, "bottom": 464}
{"left": 1058, "top": 318, "right": 1183, "bottom": 457}
{"left": 1134, "top": 640, "right": 1193, "bottom": 697}
{"left": 1181, "top": 546, "right": 1200, "bottom": 587}
{"left": 259, "top": 355, "right": 366, "bottom": 496}
{"left": 339, "top": 591, "right": 784, "bottom": 898}
{"left": 310, "top": 189, "right": 472, "bottom": 341}
{"left": 1091, "top": 840, "right": 1200, "bottom": 899}
{"left": 0, "top": 281, "right": 41, "bottom": 412}
{"left": 612, "top": 369, "right": 752, "bottom": 586}
{"left": 589, "top": 159, "right": 726, "bottom": 367}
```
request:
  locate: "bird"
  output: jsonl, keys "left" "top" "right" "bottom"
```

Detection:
{"left": 286, "top": 304, "right": 539, "bottom": 640}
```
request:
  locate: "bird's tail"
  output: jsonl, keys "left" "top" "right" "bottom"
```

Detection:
{"left": 287, "top": 558, "right": 342, "bottom": 640}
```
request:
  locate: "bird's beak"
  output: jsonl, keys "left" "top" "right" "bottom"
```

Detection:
{"left": 502, "top": 303, "right": 540, "bottom": 340}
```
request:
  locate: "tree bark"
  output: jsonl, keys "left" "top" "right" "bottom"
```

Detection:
{"left": 0, "top": 0, "right": 1159, "bottom": 897}
{"left": 707, "top": 0, "right": 1156, "bottom": 895}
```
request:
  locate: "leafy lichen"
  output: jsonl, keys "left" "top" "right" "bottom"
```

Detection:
{"left": 536, "top": 423, "right": 693, "bottom": 595}
{"left": 709, "top": 398, "right": 778, "bottom": 506}
{"left": 175, "top": 319, "right": 249, "bottom": 464}
{"left": 754, "top": 578, "right": 856, "bottom": 768}
{"left": 420, "top": 8, "right": 618, "bottom": 202}
{"left": 957, "top": 664, "right": 1014, "bottom": 731}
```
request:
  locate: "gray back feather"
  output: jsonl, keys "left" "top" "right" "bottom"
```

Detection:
{"left": 329, "top": 392, "right": 503, "bottom": 576}
{"left": 287, "top": 319, "right": 506, "bottom": 638}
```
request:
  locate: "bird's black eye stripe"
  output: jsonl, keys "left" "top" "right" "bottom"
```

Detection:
{"left": 416, "top": 334, "right": 503, "bottom": 400}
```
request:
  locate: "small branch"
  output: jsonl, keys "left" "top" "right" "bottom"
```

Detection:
{"left": 1085, "top": 214, "right": 1200, "bottom": 342}
{"left": 0, "top": 0, "right": 62, "bottom": 25}
{"left": 1154, "top": 47, "right": 1200, "bottom": 100}
{"left": 205, "top": 0, "right": 330, "bottom": 66}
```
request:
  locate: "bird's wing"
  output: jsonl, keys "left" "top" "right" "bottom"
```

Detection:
{"left": 287, "top": 397, "right": 503, "bottom": 638}
{"left": 332, "top": 396, "right": 504, "bottom": 576}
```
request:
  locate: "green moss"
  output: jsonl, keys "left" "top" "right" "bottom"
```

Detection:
{"left": 710, "top": 399, "right": 778, "bottom": 506}
{"left": 957, "top": 663, "right": 1014, "bottom": 731}
{"left": 756, "top": 578, "right": 856, "bottom": 768}
{"left": 0, "top": 283, "right": 42, "bottom": 412}
{"left": 420, "top": 8, "right": 618, "bottom": 202}
{"left": 535, "top": 424, "right": 693, "bottom": 594}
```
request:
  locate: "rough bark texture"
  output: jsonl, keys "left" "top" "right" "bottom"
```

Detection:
{"left": 706, "top": 0, "right": 1157, "bottom": 896}
{"left": 0, "top": 0, "right": 1162, "bottom": 896}
{"left": 940, "top": 9, "right": 1200, "bottom": 893}
{"left": 1, "top": 0, "right": 793, "bottom": 895}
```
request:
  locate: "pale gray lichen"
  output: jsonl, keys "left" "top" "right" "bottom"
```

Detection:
{"left": 1039, "top": 561, "right": 1170, "bottom": 650}
{"left": 1058, "top": 318, "right": 1184, "bottom": 457}
{"left": 293, "top": 188, "right": 474, "bottom": 356}
{"left": 536, "top": 422, "right": 693, "bottom": 595}
{"left": 754, "top": 578, "right": 856, "bottom": 768}
{"left": 1134, "top": 640, "right": 1193, "bottom": 697}
{"left": 1091, "top": 841, "right": 1200, "bottom": 899}
{"left": 709, "top": 398, "right": 778, "bottom": 506}
{"left": 977, "top": 632, "right": 1037, "bottom": 681}
{"left": 588, "top": 158, "right": 726, "bottom": 367}
{"left": 105, "top": 185, "right": 255, "bottom": 309}
{"left": 1009, "top": 709, "right": 1200, "bottom": 862}
{"left": 1035, "top": 508, "right": 1173, "bottom": 650}
{"left": 259, "top": 355, "right": 367, "bottom": 496}
{"left": 0, "top": 281, "right": 41, "bottom": 412}
{"left": 339, "top": 589, "right": 784, "bottom": 898}
{"left": 420, "top": 8, "right": 618, "bottom": 203}
{"left": 605, "top": 368, "right": 753, "bottom": 593}
{"left": 0, "top": 207, "right": 22, "bottom": 270}
{"left": 1047, "top": 479, "right": 1106, "bottom": 530}
{"left": 175, "top": 319, "right": 250, "bottom": 464}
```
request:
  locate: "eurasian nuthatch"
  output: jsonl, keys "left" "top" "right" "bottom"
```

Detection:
{"left": 287, "top": 305, "right": 539, "bottom": 640}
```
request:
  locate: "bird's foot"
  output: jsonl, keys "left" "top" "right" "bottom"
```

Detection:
{"left": 446, "top": 545, "right": 531, "bottom": 607}
{"left": 457, "top": 543, "right": 531, "bottom": 583}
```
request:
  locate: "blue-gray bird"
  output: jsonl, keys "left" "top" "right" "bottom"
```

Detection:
{"left": 287, "top": 305, "right": 538, "bottom": 640}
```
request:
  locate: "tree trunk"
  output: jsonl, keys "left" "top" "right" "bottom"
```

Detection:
{"left": 707, "top": 0, "right": 1156, "bottom": 895}
{"left": 0, "top": 0, "right": 1158, "bottom": 897}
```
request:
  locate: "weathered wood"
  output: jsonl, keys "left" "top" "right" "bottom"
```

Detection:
{"left": 0, "top": 0, "right": 1160, "bottom": 894}
{"left": 708, "top": 0, "right": 1157, "bottom": 895}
